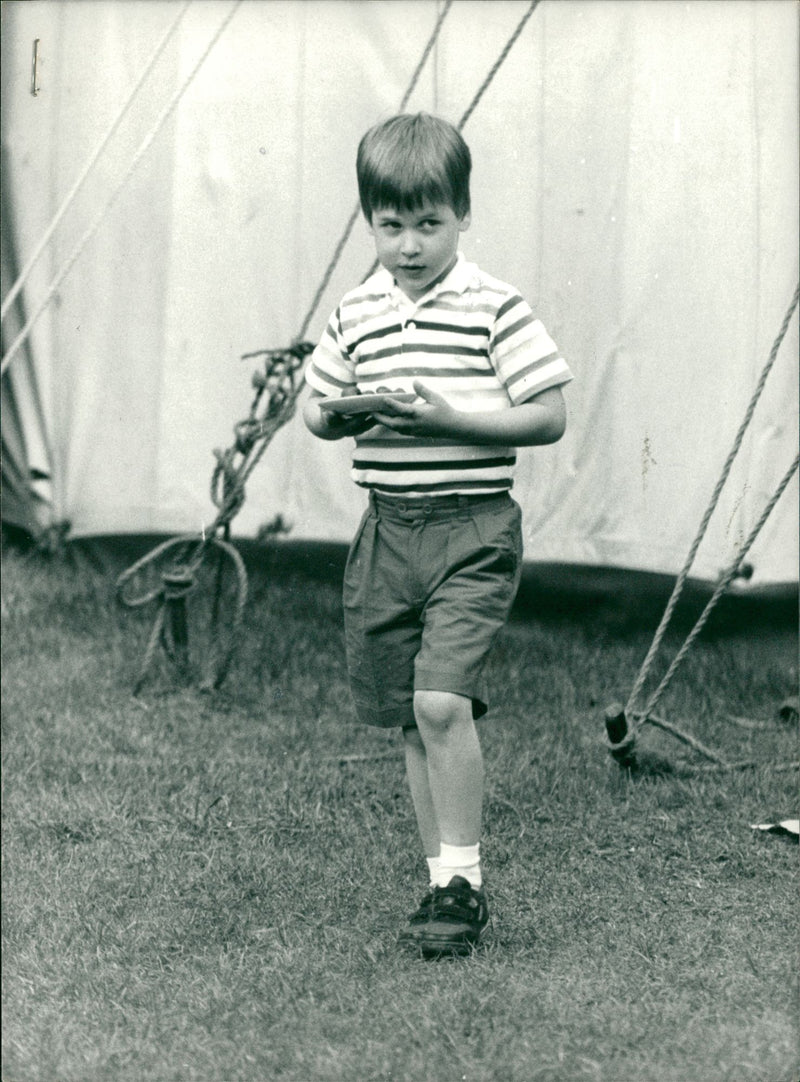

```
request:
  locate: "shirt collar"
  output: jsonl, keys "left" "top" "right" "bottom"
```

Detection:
{"left": 372, "top": 252, "right": 475, "bottom": 306}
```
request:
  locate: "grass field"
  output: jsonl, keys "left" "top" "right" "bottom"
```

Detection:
{"left": 2, "top": 538, "right": 798, "bottom": 1082}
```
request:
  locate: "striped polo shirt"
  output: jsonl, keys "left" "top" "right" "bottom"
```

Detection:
{"left": 305, "top": 253, "right": 573, "bottom": 497}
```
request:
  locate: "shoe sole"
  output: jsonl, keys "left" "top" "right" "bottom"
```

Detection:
{"left": 398, "top": 931, "right": 483, "bottom": 958}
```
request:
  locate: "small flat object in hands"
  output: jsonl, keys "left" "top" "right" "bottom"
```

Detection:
{"left": 320, "top": 392, "right": 416, "bottom": 415}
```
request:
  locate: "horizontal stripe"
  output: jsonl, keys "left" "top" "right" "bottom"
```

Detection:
{"left": 356, "top": 437, "right": 509, "bottom": 454}
{"left": 359, "top": 478, "right": 513, "bottom": 494}
{"left": 358, "top": 343, "right": 489, "bottom": 363}
{"left": 352, "top": 455, "right": 516, "bottom": 472}
{"left": 492, "top": 311, "right": 535, "bottom": 349}
{"left": 306, "top": 364, "right": 352, "bottom": 392}
{"left": 494, "top": 294, "right": 526, "bottom": 321}
{"left": 505, "top": 351, "right": 562, "bottom": 390}
{"left": 356, "top": 436, "right": 477, "bottom": 449}
{"left": 408, "top": 318, "right": 489, "bottom": 337}
{"left": 305, "top": 254, "right": 572, "bottom": 494}
{"left": 356, "top": 365, "right": 497, "bottom": 382}
{"left": 351, "top": 322, "right": 402, "bottom": 349}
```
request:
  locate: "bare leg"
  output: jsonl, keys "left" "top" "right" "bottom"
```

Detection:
{"left": 413, "top": 690, "right": 483, "bottom": 846}
{"left": 402, "top": 726, "right": 440, "bottom": 858}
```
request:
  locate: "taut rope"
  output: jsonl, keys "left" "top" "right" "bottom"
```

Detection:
{"left": 1, "top": 1, "right": 243, "bottom": 376}
{"left": 607, "top": 283, "right": 799, "bottom": 767}
{"left": 296, "top": 0, "right": 456, "bottom": 343}
{"left": 116, "top": 1, "right": 546, "bottom": 693}
{"left": 0, "top": 0, "right": 193, "bottom": 324}
{"left": 362, "top": 0, "right": 542, "bottom": 283}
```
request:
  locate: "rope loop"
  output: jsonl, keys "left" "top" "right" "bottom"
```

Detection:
{"left": 210, "top": 448, "right": 245, "bottom": 520}
{"left": 100, "top": 3, "right": 541, "bottom": 695}
{"left": 161, "top": 567, "right": 196, "bottom": 600}
{"left": 116, "top": 534, "right": 202, "bottom": 609}
{"left": 234, "top": 420, "right": 261, "bottom": 456}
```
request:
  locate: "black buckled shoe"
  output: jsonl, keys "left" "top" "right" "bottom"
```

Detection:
{"left": 398, "top": 876, "right": 489, "bottom": 957}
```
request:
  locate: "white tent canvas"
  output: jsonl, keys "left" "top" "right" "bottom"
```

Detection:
{"left": 2, "top": 0, "right": 797, "bottom": 585}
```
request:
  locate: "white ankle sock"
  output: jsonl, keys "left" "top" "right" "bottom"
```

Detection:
{"left": 437, "top": 842, "right": 481, "bottom": 889}
{"left": 426, "top": 856, "right": 440, "bottom": 887}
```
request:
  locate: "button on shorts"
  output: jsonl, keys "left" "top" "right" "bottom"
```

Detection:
{"left": 343, "top": 491, "right": 523, "bottom": 728}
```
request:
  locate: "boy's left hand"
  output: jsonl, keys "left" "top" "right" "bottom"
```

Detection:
{"left": 373, "top": 381, "right": 457, "bottom": 438}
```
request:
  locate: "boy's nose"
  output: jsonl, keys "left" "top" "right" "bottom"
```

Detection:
{"left": 400, "top": 231, "right": 421, "bottom": 256}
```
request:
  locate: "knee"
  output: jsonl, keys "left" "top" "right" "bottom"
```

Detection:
{"left": 402, "top": 725, "right": 425, "bottom": 753}
{"left": 413, "top": 690, "right": 471, "bottom": 738}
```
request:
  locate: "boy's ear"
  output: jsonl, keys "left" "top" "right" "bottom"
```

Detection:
{"left": 459, "top": 211, "right": 471, "bottom": 232}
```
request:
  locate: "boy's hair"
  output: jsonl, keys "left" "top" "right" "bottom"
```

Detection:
{"left": 356, "top": 113, "right": 471, "bottom": 221}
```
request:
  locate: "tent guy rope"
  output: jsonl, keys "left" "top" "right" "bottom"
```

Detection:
{"left": 0, "top": 0, "right": 242, "bottom": 378}
{"left": 116, "top": 342, "right": 311, "bottom": 693}
{"left": 605, "top": 283, "right": 800, "bottom": 771}
{"left": 297, "top": 0, "right": 456, "bottom": 343}
{"left": 115, "top": 0, "right": 544, "bottom": 694}
{"left": 0, "top": 0, "right": 193, "bottom": 324}
{"left": 361, "top": 0, "right": 541, "bottom": 282}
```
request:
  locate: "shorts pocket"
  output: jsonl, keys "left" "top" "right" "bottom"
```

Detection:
{"left": 343, "top": 510, "right": 374, "bottom": 607}
{"left": 471, "top": 498, "right": 523, "bottom": 572}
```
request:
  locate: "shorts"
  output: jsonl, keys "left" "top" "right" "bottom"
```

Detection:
{"left": 343, "top": 490, "right": 523, "bottom": 729}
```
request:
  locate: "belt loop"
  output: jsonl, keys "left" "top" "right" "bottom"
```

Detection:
{"left": 457, "top": 494, "right": 470, "bottom": 521}
{"left": 369, "top": 490, "right": 380, "bottom": 521}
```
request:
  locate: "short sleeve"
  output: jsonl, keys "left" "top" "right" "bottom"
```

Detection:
{"left": 489, "top": 294, "right": 573, "bottom": 404}
{"left": 305, "top": 306, "right": 359, "bottom": 396}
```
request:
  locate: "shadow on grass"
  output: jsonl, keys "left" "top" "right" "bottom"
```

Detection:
{"left": 2, "top": 527, "right": 798, "bottom": 1082}
{"left": 7, "top": 527, "right": 793, "bottom": 638}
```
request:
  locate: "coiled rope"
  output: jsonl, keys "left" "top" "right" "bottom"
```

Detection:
{"left": 116, "top": 342, "right": 310, "bottom": 692}
{"left": 120, "top": 0, "right": 541, "bottom": 692}
{"left": 607, "top": 284, "right": 800, "bottom": 767}
{"left": 116, "top": 1, "right": 544, "bottom": 693}
{"left": 0, "top": 0, "right": 242, "bottom": 377}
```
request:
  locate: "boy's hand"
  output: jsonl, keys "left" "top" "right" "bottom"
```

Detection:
{"left": 373, "top": 381, "right": 457, "bottom": 438}
{"left": 373, "top": 382, "right": 568, "bottom": 446}
{"left": 323, "top": 410, "right": 376, "bottom": 437}
{"left": 303, "top": 392, "right": 376, "bottom": 440}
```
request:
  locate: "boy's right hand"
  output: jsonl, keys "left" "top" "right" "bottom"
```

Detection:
{"left": 323, "top": 409, "right": 376, "bottom": 437}
{"left": 303, "top": 391, "right": 375, "bottom": 440}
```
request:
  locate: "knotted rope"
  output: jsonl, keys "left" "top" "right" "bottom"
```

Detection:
{"left": 116, "top": 2, "right": 544, "bottom": 693}
{"left": 606, "top": 284, "right": 800, "bottom": 767}
{"left": 116, "top": 342, "right": 311, "bottom": 692}
{"left": 114, "top": 3, "right": 473, "bottom": 693}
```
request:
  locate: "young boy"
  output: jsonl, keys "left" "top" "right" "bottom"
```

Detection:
{"left": 303, "top": 113, "right": 572, "bottom": 957}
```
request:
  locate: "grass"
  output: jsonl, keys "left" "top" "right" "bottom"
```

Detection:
{"left": 2, "top": 537, "right": 798, "bottom": 1082}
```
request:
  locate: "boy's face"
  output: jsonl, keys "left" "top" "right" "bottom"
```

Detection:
{"left": 367, "top": 202, "right": 470, "bottom": 302}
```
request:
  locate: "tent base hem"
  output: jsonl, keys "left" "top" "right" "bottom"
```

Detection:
{"left": 3, "top": 529, "right": 792, "bottom": 634}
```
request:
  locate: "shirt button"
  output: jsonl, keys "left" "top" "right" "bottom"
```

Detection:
{"left": 406, "top": 320, "right": 416, "bottom": 329}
